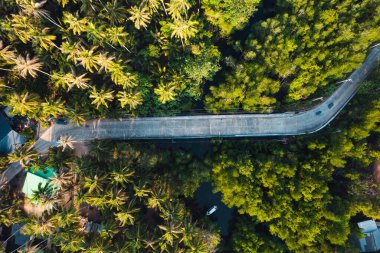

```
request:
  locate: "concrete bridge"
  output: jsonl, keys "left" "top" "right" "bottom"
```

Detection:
{"left": 0, "top": 46, "right": 379, "bottom": 188}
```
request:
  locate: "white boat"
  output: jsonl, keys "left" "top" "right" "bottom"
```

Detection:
{"left": 206, "top": 205, "right": 218, "bottom": 215}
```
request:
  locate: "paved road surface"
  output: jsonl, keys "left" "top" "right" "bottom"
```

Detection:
{"left": 0, "top": 47, "right": 379, "bottom": 188}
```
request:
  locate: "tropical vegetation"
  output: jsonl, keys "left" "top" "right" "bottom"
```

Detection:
{"left": 0, "top": 0, "right": 379, "bottom": 252}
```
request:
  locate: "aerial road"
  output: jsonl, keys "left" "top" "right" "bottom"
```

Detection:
{"left": 0, "top": 46, "right": 379, "bottom": 189}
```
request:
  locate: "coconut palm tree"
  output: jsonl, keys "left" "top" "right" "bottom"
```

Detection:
{"left": 133, "top": 184, "right": 152, "bottom": 198}
{"left": 30, "top": 183, "right": 58, "bottom": 212}
{"left": 23, "top": 218, "right": 56, "bottom": 237}
{"left": 96, "top": 53, "right": 115, "bottom": 73}
{"left": 17, "top": 243, "right": 41, "bottom": 253}
{"left": 166, "top": 0, "right": 190, "bottom": 20}
{"left": 51, "top": 230, "right": 86, "bottom": 252}
{"left": 41, "top": 98, "right": 67, "bottom": 118}
{"left": 89, "top": 86, "right": 114, "bottom": 109}
{"left": 158, "top": 221, "right": 181, "bottom": 246}
{"left": 187, "top": 237, "right": 208, "bottom": 253}
{"left": 147, "top": 188, "right": 165, "bottom": 210}
{"left": 35, "top": 28, "right": 57, "bottom": 50}
{"left": 105, "top": 189, "right": 129, "bottom": 210}
{"left": 106, "top": 27, "right": 129, "bottom": 50}
{"left": 101, "top": 0, "right": 127, "bottom": 25}
{"left": 143, "top": 230, "right": 158, "bottom": 251}
{"left": 0, "top": 41, "right": 16, "bottom": 63}
{"left": 180, "top": 218, "right": 196, "bottom": 245}
{"left": 168, "top": 19, "right": 198, "bottom": 46}
{"left": 154, "top": 82, "right": 177, "bottom": 104}
{"left": 71, "top": 73, "right": 90, "bottom": 90}
{"left": 123, "top": 224, "right": 143, "bottom": 251}
{"left": 75, "top": 46, "right": 99, "bottom": 73}
{"left": 57, "top": 135, "right": 77, "bottom": 151}
{"left": 83, "top": 175, "right": 106, "bottom": 194}
{"left": 128, "top": 5, "right": 151, "bottom": 30}
{"left": 8, "top": 144, "right": 38, "bottom": 167}
{"left": 13, "top": 54, "right": 44, "bottom": 78}
{"left": 6, "top": 92, "right": 40, "bottom": 116}
{"left": 144, "top": 0, "right": 160, "bottom": 14}
{"left": 18, "top": 0, "right": 63, "bottom": 29}
{"left": 10, "top": 15, "right": 34, "bottom": 43}
{"left": 116, "top": 90, "right": 143, "bottom": 110}
{"left": 115, "top": 201, "right": 139, "bottom": 226}
{"left": 67, "top": 108, "right": 87, "bottom": 126}
{"left": 52, "top": 72, "right": 90, "bottom": 91}
{"left": 63, "top": 12, "right": 88, "bottom": 35}
{"left": 49, "top": 172, "right": 73, "bottom": 190}
{"left": 110, "top": 167, "right": 135, "bottom": 186}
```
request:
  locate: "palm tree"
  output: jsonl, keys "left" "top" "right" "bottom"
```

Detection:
{"left": 128, "top": 5, "right": 151, "bottom": 30}
{"left": 180, "top": 218, "right": 196, "bottom": 245}
{"left": 101, "top": 0, "right": 127, "bottom": 25}
{"left": 18, "top": 0, "right": 63, "bottom": 29}
{"left": 187, "top": 237, "right": 208, "bottom": 253}
{"left": 143, "top": 230, "right": 158, "bottom": 251}
{"left": 158, "top": 221, "right": 181, "bottom": 246}
{"left": 89, "top": 86, "right": 114, "bottom": 109}
{"left": 52, "top": 72, "right": 90, "bottom": 91}
{"left": 168, "top": 19, "right": 198, "bottom": 46}
{"left": 8, "top": 144, "right": 38, "bottom": 167}
{"left": 13, "top": 54, "right": 44, "bottom": 78}
{"left": 71, "top": 73, "right": 90, "bottom": 90}
{"left": 110, "top": 167, "right": 135, "bottom": 186}
{"left": 96, "top": 53, "right": 115, "bottom": 73}
{"left": 6, "top": 92, "right": 40, "bottom": 116}
{"left": 52, "top": 231, "right": 85, "bottom": 252}
{"left": 86, "top": 21, "right": 105, "bottom": 45}
{"left": 106, "top": 189, "right": 129, "bottom": 210}
{"left": 22, "top": 218, "right": 56, "bottom": 237}
{"left": 75, "top": 46, "right": 99, "bottom": 73}
{"left": 106, "top": 27, "right": 130, "bottom": 52}
{"left": 124, "top": 224, "right": 143, "bottom": 251}
{"left": 35, "top": 27, "right": 57, "bottom": 50}
{"left": 117, "top": 90, "right": 143, "bottom": 110}
{"left": 67, "top": 108, "right": 87, "bottom": 126}
{"left": 30, "top": 183, "right": 58, "bottom": 212}
{"left": 0, "top": 41, "right": 16, "bottom": 63}
{"left": 134, "top": 184, "right": 152, "bottom": 198}
{"left": 49, "top": 172, "right": 73, "bottom": 189}
{"left": 83, "top": 175, "right": 105, "bottom": 194}
{"left": 41, "top": 98, "right": 67, "bottom": 118}
{"left": 10, "top": 14, "right": 34, "bottom": 43}
{"left": 144, "top": 0, "right": 160, "bottom": 14}
{"left": 63, "top": 12, "right": 88, "bottom": 35}
{"left": 18, "top": 0, "right": 49, "bottom": 18}
{"left": 17, "top": 243, "right": 41, "bottom": 253}
{"left": 115, "top": 201, "right": 139, "bottom": 226}
{"left": 147, "top": 188, "right": 165, "bottom": 210}
{"left": 57, "top": 135, "right": 77, "bottom": 151}
{"left": 166, "top": 0, "right": 190, "bottom": 20}
{"left": 154, "top": 82, "right": 177, "bottom": 104}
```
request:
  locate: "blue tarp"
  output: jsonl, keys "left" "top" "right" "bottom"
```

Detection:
{"left": 0, "top": 114, "right": 25, "bottom": 154}
{"left": 0, "top": 114, "right": 11, "bottom": 140}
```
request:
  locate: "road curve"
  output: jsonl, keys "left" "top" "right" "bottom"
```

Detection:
{"left": 37, "top": 46, "right": 380, "bottom": 144}
{"left": 1, "top": 46, "right": 379, "bottom": 188}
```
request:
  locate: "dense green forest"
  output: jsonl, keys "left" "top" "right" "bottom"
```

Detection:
{"left": 215, "top": 65, "right": 380, "bottom": 252}
{"left": 0, "top": 0, "right": 378, "bottom": 120}
{"left": 0, "top": 64, "right": 379, "bottom": 252}
{"left": 0, "top": 0, "right": 380, "bottom": 252}
{"left": 1, "top": 142, "right": 220, "bottom": 252}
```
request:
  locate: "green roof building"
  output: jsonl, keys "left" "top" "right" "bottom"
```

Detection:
{"left": 22, "top": 168, "right": 57, "bottom": 199}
